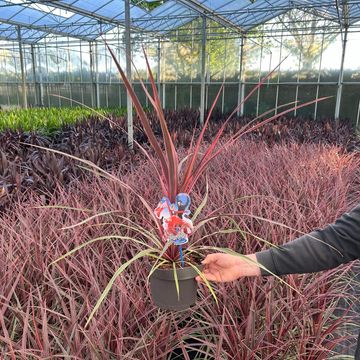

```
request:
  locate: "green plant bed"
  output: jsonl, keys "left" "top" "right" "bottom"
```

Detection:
{"left": 0, "top": 107, "right": 127, "bottom": 134}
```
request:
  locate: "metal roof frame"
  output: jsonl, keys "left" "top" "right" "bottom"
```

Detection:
{"left": 175, "top": 0, "right": 245, "bottom": 33}
{"left": 0, "top": 0, "right": 115, "bottom": 43}
{"left": 0, "top": 22, "right": 47, "bottom": 43}
{"left": 38, "top": 0, "right": 148, "bottom": 30}
{"left": 133, "top": 0, "right": 198, "bottom": 34}
{"left": 0, "top": 18, "right": 113, "bottom": 43}
{"left": 1, "top": 0, "right": 360, "bottom": 44}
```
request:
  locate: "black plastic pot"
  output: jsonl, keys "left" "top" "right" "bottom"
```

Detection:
{"left": 148, "top": 263, "right": 203, "bottom": 311}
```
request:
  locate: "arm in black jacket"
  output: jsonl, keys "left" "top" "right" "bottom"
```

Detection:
{"left": 255, "top": 204, "right": 360, "bottom": 276}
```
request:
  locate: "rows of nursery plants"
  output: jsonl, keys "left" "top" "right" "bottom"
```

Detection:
{"left": 1, "top": 141, "right": 360, "bottom": 358}
{"left": 1, "top": 107, "right": 360, "bottom": 358}
{"left": 0, "top": 107, "right": 127, "bottom": 134}
{"left": 1, "top": 108, "right": 359, "bottom": 213}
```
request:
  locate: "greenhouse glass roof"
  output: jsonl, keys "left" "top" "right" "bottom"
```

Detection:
{"left": 0, "top": 0, "right": 359, "bottom": 43}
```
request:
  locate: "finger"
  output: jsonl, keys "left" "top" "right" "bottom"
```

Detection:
{"left": 200, "top": 265, "right": 219, "bottom": 276}
{"left": 196, "top": 269, "right": 210, "bottom": 282}
{"left": 204, "top": 272, "right": 221, "bottom": 282}
{"left": 201, "top": 254, "right": 219, "bottom": 265}
{"left": 196, "top": 271, "right": 221, "bottom": 283}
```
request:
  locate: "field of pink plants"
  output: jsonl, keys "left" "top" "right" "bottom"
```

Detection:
{"left": 1, "top": 136, "right": 360, "bottom": 358}
{"left": 1, "top": 109, "right": 358, "bottom": 214}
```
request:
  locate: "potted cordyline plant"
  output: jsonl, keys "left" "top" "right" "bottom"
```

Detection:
{"left": 45, "top": 44, "right": 329, "bottom": 325}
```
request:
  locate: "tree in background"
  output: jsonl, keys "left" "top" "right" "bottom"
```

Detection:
{"left": 0, "top": 48, "right": 17, "bottom": 81}
{"left": 278, "top": 9, "right": 338, "bottom": 71}
{"left": 131, "top": 0, "right": 164, "bottom": 11}
{"left": 161, "top": 19, "right": 240, "bottom": 82}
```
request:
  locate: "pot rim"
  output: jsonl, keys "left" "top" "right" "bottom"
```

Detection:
{"left": 147, "top": 262, "right": 203, "bottom": 281}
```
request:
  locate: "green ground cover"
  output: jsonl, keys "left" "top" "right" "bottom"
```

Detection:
{"left": 0, "top": 107, "right": 127, "bottom": 134}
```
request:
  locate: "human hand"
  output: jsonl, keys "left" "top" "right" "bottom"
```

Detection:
{"left": 196, "top": 253, "right": 261, "bottom": 283}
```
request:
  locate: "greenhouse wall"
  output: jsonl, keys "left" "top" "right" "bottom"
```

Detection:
{"left": 0, "top": 10, "right": 360, "bottom": 123}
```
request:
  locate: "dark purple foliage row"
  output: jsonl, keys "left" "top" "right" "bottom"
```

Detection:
{"left": 0, "top": 117, "right": 137, "bottom": 213}
{"left": 145, "top": 108, "right": 358, "bottom": 150}
{"left": 1, "top": 141, "right": 359, "bottom": 358}
{"left": 0, "top": 109, "right": 358, "bottom": 213}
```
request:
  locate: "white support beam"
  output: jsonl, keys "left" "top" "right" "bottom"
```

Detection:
{"left": 30, "top": 44, "right": 38, "bottom": 106}
{"left": 17, "top": 25, "right": 27, "bottom": 109}
{"left": 237, "top": 36, "right": 245, "bottom": 117}
{"left": 335, "top": 1, "right": 349, "bottom": 121}
{"left": 89, "top": 41, "right": 100, "bottom": 108}
{"left": 275, "top": 29, "right": 284, "bottom": 116}
{"left": 334, "top": 29, "right": 348, "bottom": 120}
{"left": 37, "top": 44, "right": 44, "bottom": 106}
{"left": 125, "top": 0, "right": 133, "bottom": 149}
{"left": 95, "top": 42, "right": 100, "bottom": 108}
{"left": 314, "top": 31, "right": 325, "bottom": 119}
{"left": 89, "top": 42, "right": 94, "bottom": 107}
{"left": 256, "top": 34, "right": 264, "bottom": 117}
{"left": 200, "top": 16, "right": 206, "bottom": 127}
{"left": 30, "top": 43, "right": 44, "bottom": 107}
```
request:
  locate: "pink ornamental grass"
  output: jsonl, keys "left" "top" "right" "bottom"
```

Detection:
{"left": 0, "top": 141, "right": 359, "bottom": 358}
{"left": 20, "top": 49, "right": 335, "bottom": 324}
{"left": 23, "top": 47, "right": 333, "bottom": 288}
{"left": 105, "top": 42, "right": 331, "bottom": 223}
{"left": 39, "top": 47, "right": 333, "bottom": 295}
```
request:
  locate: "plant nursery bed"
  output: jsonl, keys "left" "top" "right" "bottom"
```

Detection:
{"left": 1, "top": 140, "right": 359, "bottom": 358}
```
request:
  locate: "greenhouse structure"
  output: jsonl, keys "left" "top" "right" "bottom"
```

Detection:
{"left": 1, "top": 1, "right": 360, "bottom": 126}
{"left": 1, "top": 1, "right": 360, "bottom": 359}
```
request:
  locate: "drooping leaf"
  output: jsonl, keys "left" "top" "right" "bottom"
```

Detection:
{"left": 85, "top": 248, "right": 155, "bottom": 327}
{"left": 173, "top": 262, "right": 180, "bottom": 301}
{"left": 186, "top": 262, "right": 218, "bottom": 305}
{"left": 51, "top": 235, "right": 152, "bottom": 266}
{"left": 105, "top": 42, "right": 172, "bottom": 198}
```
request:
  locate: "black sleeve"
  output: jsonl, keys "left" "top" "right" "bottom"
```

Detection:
{"left": 255, "top": 204, "right": 360, "bottom": 276}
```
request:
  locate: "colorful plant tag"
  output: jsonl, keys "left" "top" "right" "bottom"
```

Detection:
{"left": 154, "top": 193, "right": 193, "bottom": 267}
